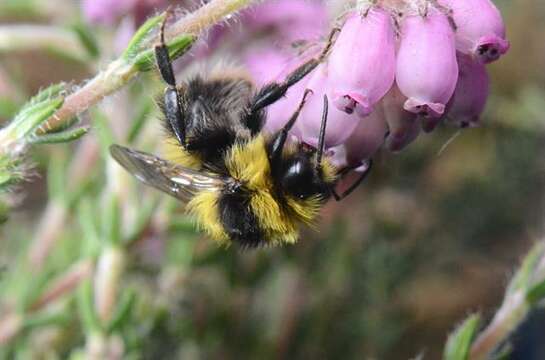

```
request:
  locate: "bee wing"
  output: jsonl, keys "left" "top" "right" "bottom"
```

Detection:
{"left": 109, "top": 144, "right": 225, "bottom": 202}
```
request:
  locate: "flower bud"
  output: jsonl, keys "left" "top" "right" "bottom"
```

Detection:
{"left": 328, "top": 8, "right": 396, "bottom": 117}
{"left": 381, "top": 85, "right": 420, "bottom": 152}
{"left": 396, "top": 9, "right": 458, "bottom": 119}
{"left": 343, "top": 106, "right": 388, "bottom": 165}
{"left": 440, "top": 0, "right": 509, "bottom": 63}
{"left": 297, "top": 65, "right": 360, "bottom": 148}
{"left": 446, "top": 54, "right": 490, "bottom": 128}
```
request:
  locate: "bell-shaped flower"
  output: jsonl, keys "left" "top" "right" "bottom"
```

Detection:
{"left": 297, "top": 65, "right": 360, "bottom": 148}
{"left": 343, "top": 105, "right": 389, "bottom": 165}
{"left": 440, "top": 0, "right": 509, "bottom": 63}
{"left": 396, "top": 8, "right": 458, "bottom": 119}
{"left": 381, "top": 85, "right": 420, "bottom": 152}
{"left": 327, "top": 8, "right": 396, "bottom": 117}
{"left": 446, "top": 54, "right": 490, "bottom": 127}
{"left": 244, "top": 48, "right": 311, "bottom": 136}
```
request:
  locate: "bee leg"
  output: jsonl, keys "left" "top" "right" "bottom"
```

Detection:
{"left": 155, "top": 7, "right": 186, "bottom": 146}
{"left": 268, "top": 89, "right": 313, "bottom": 169}
{"left": 331, "top": 160, "right": 373, "bottom": 201}
{"left": 247, "top": 27, "right": 340, "bottom": 115}
{"left": 316, "top": 95, "right": 328, "bottom": 167}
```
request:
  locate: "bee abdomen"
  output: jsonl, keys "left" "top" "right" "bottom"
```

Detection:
{"left": 218, "top": 189, "right": 265, "bottom": 248}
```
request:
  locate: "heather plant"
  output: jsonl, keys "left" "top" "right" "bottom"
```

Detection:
{"left": 0, "top": 0, "right": 544, "bottom": 359}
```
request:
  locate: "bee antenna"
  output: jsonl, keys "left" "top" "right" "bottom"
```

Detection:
{"left": 160, "top": 5, "right": 175, "bottom": 45}
{"left": 269, "top": 89, "right": 312, "bottom": 170}
{"left": 316, "top": 94, "right": 328, "bottom": 169}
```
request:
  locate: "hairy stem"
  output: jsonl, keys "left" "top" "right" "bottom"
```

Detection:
{"left": 469, "top": 291, "right": 528, "bottom": 360}
{"left": 42, "top": 0, "right": 257, "bottom": 132}
{"left": 469, "top": 245, "right": 545, "bottom": 359}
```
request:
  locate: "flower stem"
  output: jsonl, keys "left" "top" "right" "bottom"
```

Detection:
{"left": 169, "top": 0, "right": 255, "bottom": 36}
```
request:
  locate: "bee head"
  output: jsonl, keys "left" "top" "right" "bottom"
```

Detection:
{"left": 278, "top": 152, "right": 331, "bottom": 200}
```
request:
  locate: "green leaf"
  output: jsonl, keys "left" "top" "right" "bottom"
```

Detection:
{"left": 444, "top": 314, "right": 481, "bottom": 360}
{"left": 492, "top": 343, "right": 513, "bottom": 360}
{"left": 19, "top": 269, "right": 55, "bottom": 312}
{"left": 526, "top": 278, "right": 545, "bottom": 305}
{"left": 106, "top": 289, "right": 136, "bottom": 333}
{"left": 70, "top": 23, "right": 100, "bottom": 59}
{"left": 11, "top": 97, "right": 64, "bottom": 139}
{"left": 126, "top": 101, "right": 153, "bottom": 143}
{"left": 77, "top": 279, "right": 101, "bottom": 332}
{"left": 102, "top": 196, "right": 122, "bottom": 245}
{"left": 168, "top": 217, "right": 198, "bottom": 234}
{"left": 25, "top": 83, "right": 66, "bottom": 109}
{"left": 0, "top": 171, "right": 18, "bottom": 192}
{"left": 507, "top": 243, "right": 545, "bottom": 295}
{"left": 133, "top": 34, "right": 195, "bottom": 72}
{"left": 28, "top": 126, "right": 89, "bottom": 144}
{"left": 122, "top": 14, "right": 165, "bottom": 61}
{"left": 23, "top": 311, "right": 70, "bottom": 330}
{"left": 93, "top": 110, "right": 115, "bottom": 157}
{"left": 46, "top": 150, "right": 67, "bottom": 202}
{"left": 0, "top": 97, "right": 19, "bottom": 119}
{"left": 124, "top": 198, "right": 158, "bottom": 245}
{"left": 0, "top": 198, "right": 9, "bottom": 224}
{"left": 77, "top": 200, "right": 102, "bottom": 257}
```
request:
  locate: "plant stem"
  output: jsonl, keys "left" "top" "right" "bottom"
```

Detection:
{"left": 469, "top": 291, "right": 528, "bottom": 360}
{"left": 0, "top": 313, "right": 23, "bottom": 345}
{"left": 469, "top": 245, "right": 545, "bottom": 359}
{"left": 42, "top": 0, "right": 257, "bottom": 132}
{"left": 168, "top": 0, "right": 255, "bottom": 36}
{"left": 94, "top": 247, "right": 126, "bottom": 324}
{"left": 29, "top": 259, "right": 94, "bottom": 311}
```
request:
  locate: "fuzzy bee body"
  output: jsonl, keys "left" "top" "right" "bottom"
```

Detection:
{"left": 110, "top": 15, "right": 370, "bottom": 248}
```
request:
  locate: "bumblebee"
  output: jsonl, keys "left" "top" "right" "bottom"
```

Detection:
{"left": 110, "top": 14, "right": 372, "bottom": 248}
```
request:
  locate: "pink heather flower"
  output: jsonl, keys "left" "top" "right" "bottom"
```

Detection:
{"left": 446, "top": 54, "right": 490, "bottom": 128}
{"left": 82, "top": 0, "right": 134, "bottom": 25}
{"left": 396, "top": 8, "right": 458, "bottom": 119}
{"left": 343, "top": 106, "right": 388, "bottom": 165}
{"left": 242, "top": 0, "right": 328, "bottom": 45}
{"left": 328, "top": 8, "right": 396, "bottom": 117}
{"left": 244, "top": 48, "right": 293, "bottom": 85}
{"left": 82, "top": 0, "right": 167, "bottom": 25}
{"left": 244, "top": 48, "right": 310, "bottom": 135}
{"left": 297, "top": 65, "right": 360, "bottom": 148}
{"left": 381, "top": 85, "right": 420, "bottom": 152}
{"left": 440, "top": 0, "right": 509, "bottom": 63}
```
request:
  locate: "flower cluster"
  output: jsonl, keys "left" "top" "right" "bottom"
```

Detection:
{"left": 80, "top": 0, "right": 509, "bottom": 169}
{"left": 244, "top": 0, "right": 509, "bottom": 169}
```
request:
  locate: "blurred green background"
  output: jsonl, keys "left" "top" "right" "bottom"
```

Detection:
{"left": 0, "top": 0, "right": 544, "bottom": 359}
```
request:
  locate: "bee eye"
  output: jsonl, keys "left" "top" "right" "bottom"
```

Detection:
{"left": 281, "top": 157, "right": 322, "bottom": 199}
